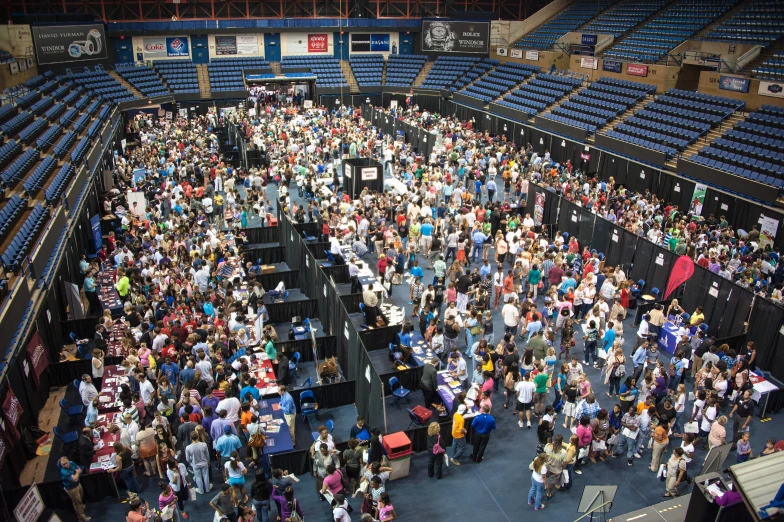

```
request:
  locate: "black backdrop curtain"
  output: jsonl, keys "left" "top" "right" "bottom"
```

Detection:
{"left": 244, "top": 226, "right": 279, "bottom": 244}
{"left": 578, "top": 206, "right": 596, "bottom": 242}
{"left": 746, "top": 298, "right": 784, "bottom": 380}
{"left": 681, "top": 267, "right": 713, "bottom": 317}
{"left": 558, "top": 201, "right": 581, "bottom": 239}
{"left": 714, "top": 282, "right": 754, "bottom": 338}
{"left": 254, "top": 270, "right": 300, "bottom": 292}
{"left": 591, "top": 218, "right": 613, "bottom": 259}
{"left": 543, "top": 190, "right": 560, "bottom": 229}
{"left": 321, "top": 265, "right": 351, "bottom": 285}
{"left": 266, "top": 299, "right": 318, "bottom": 324}
{"left": 244, "top": 245, "right": 285, "bottom": 265}
{"left": 360, "top": 326, "right": 399, "bottom": 352}
{"left": 604, "top": 225, "right": 625, "bottom": 268}
{"left": 275, "top": 336, "right": 336, "bottom": 363}
{"left": 307, "top": 242, "right": 330, "bottom": 259}
{"left": 339, "top": 306, "right": 357, "bottom": 381}
{"left": 618, "top": 228, "right": 639, "bottom": 270}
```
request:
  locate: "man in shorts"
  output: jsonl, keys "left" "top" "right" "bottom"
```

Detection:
{"left": 533, "top": 364, "right": 549, "bottom": 417}
{"left": 514, "top": 372, "right": 536, "bottom": 429}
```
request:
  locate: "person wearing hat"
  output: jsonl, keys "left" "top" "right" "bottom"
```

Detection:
{"left": 215, "top": 424, "right": 242, "bottom": 464}
{"left": 451, "top": 404, "right": 468, "bottom": 466}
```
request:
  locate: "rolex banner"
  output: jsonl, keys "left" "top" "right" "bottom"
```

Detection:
{"left": 26, "top": 331, "right": 49, "bottom": 388}
{"left": 421, "top": 21, "right": 489, "bottom": 54}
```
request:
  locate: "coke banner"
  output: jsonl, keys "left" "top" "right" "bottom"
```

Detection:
{"left": 26, "top": 331, "right": 49, "bottom": 388}
{"left": 3, "top": 388, "right": 23, "bottom": 443}
{"left": 664, "top": 255, "right": 695, "bottom": 299}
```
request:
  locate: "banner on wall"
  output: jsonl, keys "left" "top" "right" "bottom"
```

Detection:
{"left": 18, "top": 60, "right": 27, "bottom": 72}
{"left": 287, "top": 33, "right": 329, "bottom": 54}
{"left": 581, "top": 34, "right": 598, "bottom": 46}
{"left": 371, "top": 34, "right": 390, "bottom": 52}
{"left": 603, "top": 60, "right": 622, "bottom": 73}
{"left": 0, "top": 427, "right": 7, "bottom": 465}
{"left": 759, "top": 214, "right": 780, "bottom": 249}
{"left": 90, "top": 214, "right": 102, "bottom": 252}
{"left": 627, "top": 64, "right": 649, "bottom": 77}
{"left": 9, "top": 62, "right": 18, "bottom": 74}
{"left": 237, "top": 35, "right": 259, "bottom": 55}
{"left": 143, "top": 37, "right": 167, "bottom": 58}
{"left": 497, "top": 47, "right": 507, "bottom": 56}
{"left": 534, "top": 191, "right": 545, "bottom": 226}
{"left": 580, "top": 57, "right": 598, "bottom": 70}
{"left": 215, "top": 35, "right": 237, "bottom": 55}
{"left": 665, "top": 256, "right": 695, "bottom": 300}
{"left": 510, "top": 49, "right": 522, "bottom": 59}
{"left": 421, "top": 21, "right": 490, "bottom": 54}
{"left": 691, "top": 183, "right": 707, "bottom": 215}
{"left": 350, "top": 34, "right": 371, "bottom": 52}
{"left": 25, "top": 332, "right": 49, "bottom": 389}
{"left": 165, "top": 37, "right": 189, "bottom": 57}
{"left": 758, "top": 81, "right": 784, "bottom": 98}
{"left": 32, "top": 24, "right": 108, "bottom": 65}
{"left": 525, "top": 50, "right": 539, "bottom": 61}
{"left": 719, "top": 75, "right": 750, "bottom": 93}
{"left": 2, "top": 388, "right": 23, "bottom": 443}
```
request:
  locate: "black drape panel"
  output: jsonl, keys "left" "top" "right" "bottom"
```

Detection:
{"left": 558, "top": 201, "right": 581, "bottom": 240}
{"left": 359, "top": 326, "right": 399, "bottom": 352}
{"left": 591, "top": 218, "right": 613, "bottom": 259}
{"left": 287, "top": 380, "right": 356, "bottom": 411}
{"left": 253, "top": 270, "right": 300, "bottom": 292}
{"left": 294, "top": 222, "right": 320, "bottom": 238}
{"left": 626, "top": 163, "right": 657, "bottom": 194}
{"left": 746, "top": 298, "right": 784, "bottom": 380}
{"left": 321, "top": 264, "right": 351, "bottom": 285}
{"left": 715, "top": 283, "right": 754, "bottom": 339}
{"left": 307, "top": 242, "right": 330, "bottom": 260}
{"left": 266, "top": 299, "right": 318, "bottom": 324}
{"left": 681, "top": 267, "right": 712, "bottom": 316}
{"left": 354, "top": 344, "right": 372, "bottom": 422}
{"left": 244, "top": 245, "right": 285, "bottom": 265}
{"left": 316, "top": 267, "right": 335, "bottom": 334}
{"left": 275, "top": 336, "right": 336, "bottom": 363}
{"left": 340, "top": 294, "right": 364, "bottom": 313}
{"left": 544, "top": 190, "right": 560, "bottom": 228}
{"left": 244, "top": 226, "right": 279, "bottom": 244}
{"left": 604, "top": 225, "right": 625, "bottom": 268}
{"left": 618, "top": 229, "right": 639, "bottom": 270}
{"left": 337, "top": 306, "right": 354, "bottom": 380}
{"left": 578, "top": 206, "right": 596, "bottom": 244}
{"left": 642, "top": 246, "right": 676, "bottom": 296}
{"left": 629, "top": 240, "right": 655, "bottom": 287}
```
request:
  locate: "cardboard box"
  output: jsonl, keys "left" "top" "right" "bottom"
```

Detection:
{"left": 260, "top": 265, "right": 276, "bottom": 274}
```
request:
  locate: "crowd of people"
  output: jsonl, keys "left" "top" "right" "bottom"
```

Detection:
{"left": 57, "top": 98, "right": 783, "bottom": 522}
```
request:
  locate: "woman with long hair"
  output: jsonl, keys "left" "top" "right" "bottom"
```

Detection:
{"left": 166, "top": 459, "right": 190, "bottom": 519}
{"left": 426, "top": 422, "right": 446, "bottom": 480}
{"left": 544, "top": 434, "right": 567, "bottom": 497}
{"left": 224, "top": 450, "right": 248, "bottom": 506}
{"left": 528, "top": 454, "right": 548, "bottom": 510}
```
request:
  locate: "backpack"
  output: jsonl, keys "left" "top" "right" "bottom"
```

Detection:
{"left": 613, "top": 361, "right": 626, "bottom": 377}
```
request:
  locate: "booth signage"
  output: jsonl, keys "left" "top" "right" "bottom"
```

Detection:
{"left": 361, "top": 167, "right": 378, "bottom": 180}
{"left": 303, "top": 100, "right": 313, "bottom": 108}
{"left": 215, "top": 35, "right": 237, "bottom": 55}
{"left": 10, "top": 62, "right": 18, "bottom": 74}
{"left": 580, "top": 57, "right": 598, "bottom": 70}
{"left": 25, "top": 332, "right": 49, "bottom": 388}
{"left": 581, "top": 34, "right": 598, "bottom": 46}
{"left": 14, "top": 484, "right": 43, "bottom": 522}
{"left": 32, "top": 24, "right": 108, "bottom": 65}
{"left": 580, "top": 152, "right": 590, "bottom": 161}
{"left": 18, "top": 60, "right": 26, "bottom": 71}
{"left": 2, "top": 388, "right": 23, "bottom": 442}
{"left": 165, "top": 37, "right": 189, "bottom": 57}
{"left": 719, "top": 76, "right": 750, "bottom": 93}
{"left": 421, "top": 21, "right": 490, "bottom": 54}
{"left": 759, "top": 81, "right": 784, "bottom": 98}
{"left": 627, "top": 64, "right": 648, "bottom": 77}
{"left": 602, "top": 60, "right": 622, "bottom": 73}
{"left": 525, "top": 50, "right": 539, "bottom": 61}
{"left": 510, "top": 49, "right": 522, "bottom": 58}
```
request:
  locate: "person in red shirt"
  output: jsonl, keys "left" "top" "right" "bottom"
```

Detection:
{"left": 182, "top": 315, "right": 197, "bottom": 334}
{"left": 161, "top": 341, "right": 176, "bottom": 359}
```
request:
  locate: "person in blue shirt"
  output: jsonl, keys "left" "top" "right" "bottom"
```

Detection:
{"left": 409, "top": 260, "right": 424, "bottom": 280}
{"left": 603, "top": 325, "right": 617, "bottom": 352}
{"left": 241, "top": 378, "right": 261, "bottom": 402}
{"left": 278, "top": 385, "right": 297, "bottom": 446}
{"left": 215, "top": 424, "right": 242, "bottom": 459}
{"left": 479, "top": 260, "right": 492, "bottom": 279}
{"left": 160, "top": 357, "right": 179, "bottom": 384}
{"left": 471, "top": 229, "right": 487, "bottom": 264}
{"left": 471, "top": 405, "right": 496, "bottom": 463}
{"left": 58, "top": 457, "right": 90, "bottom": 522}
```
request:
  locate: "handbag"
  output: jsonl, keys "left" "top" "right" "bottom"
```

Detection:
{"left": 607, "top": 434, "right": 618, "bottom": 446}
{"left": 621, "top": 427, "right": 639, "bottom": 440}
{"left": 577, "top": 446, "right": 589, "bottom": 460}
{"left": 562, "top": 469, "right": 570, "bottom": 484}
{"left": 683, "top": 422, "right": 699, "bottom": 434}
{"left": 248, "top": 431, "right": 266, "bottom": 448}
{"left": 161, "top": 504, "right": 175, "bottom": 521}
{"left": 189, "top": 488, "right": 197, "bottom": 501}
{"left": 591, "top": 440, "right": 607, "bottom": 452}
{"left": 289, "top": 499, "right": 303, "bottom": 522}
{"left": 432, "top": 435, "right": 447, "bottom": 455}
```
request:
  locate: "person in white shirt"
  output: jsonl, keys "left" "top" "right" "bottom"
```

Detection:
{"left": 636, "top": 315, "right": 650, "bottom": 349}
{"left": 217, "top": 392, "right": 242, "bottom": 424}
{"left": 502, "top": 301, "right": 520, "bottom": 336}
{"left": 515, "top": 373, "right": 536, "bottom": 428}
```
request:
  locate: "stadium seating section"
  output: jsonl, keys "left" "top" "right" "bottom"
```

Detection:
{"left": 154, "top": 61, "right": 200, "bottom": 94}
{"left": 385, "top": 55, "right": 427, "bottom": 87}
{"left": 753, "top": 52, "right": 784, "bottom": 81}
{"left": 420, "top": 57, "right": 480, "bottom": 90}
{"left": 605, "top": 89, "right": 744, "bottom": 158}
{"left": 350, "top": 55, "right": 384, "bottom": 87}
{"left": 115, "top": 63, "right": 171, "bottom": 98}
{"left": 459, "top": 62, "right": 539, "bottom": 104}
{"left": 64, "top": 66, "right": 136, "bottom": 103}
{"left": 209, "top": 57, "right": 269, "bottom": 92}
{"left": 603, "top": 0, "right": 739, "bottom": 63}
{"left": 705, "top": 0, "right": 784, "bottom": 45}
{"left": 495, "top": 73, "right": 582, "bottom": 119}
{"left": 281, "top": 56, "right": 348, "bottom": 88}
{"left": 580, "top": 0, "right": 666, "bottom": 38}
{"left": 690, "top": 105, "right": 784, "bottom": 189}
{"left": 514, "top": 1, "right": 613, "bottom": 50}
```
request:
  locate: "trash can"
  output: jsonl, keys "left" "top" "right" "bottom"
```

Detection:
{"left": 382, "top": 431, "right": 412, "bottom": 481}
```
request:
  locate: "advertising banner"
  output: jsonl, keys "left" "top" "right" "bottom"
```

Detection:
{"left": 350, "top": 33, "right": 370, "bottom": 52}
{"left": 215, "top": 35, "right": 237, "bottom": 55}
{"left": 525, "top": 50, "right": 539, "bottom": 61}
{"left": 25, "top": 331, "right": 49, "bottom": 389}
{"left": 237, "top": 35, "right": 259, "bottom": 55}
{"left": 18, "top": 60, "right": 26, "bottom": 71}
{"left": 719, "top": 75, "right": 750, "bottom": 93}
{"left": 603, "top": 60, "right": 622, "bottom": 73}
{"left": 361, "top": 167, "right": 378, "bottom": 180}
{"left": 580, "top": 57, "right": 598, "bottom": 70}
{"left": 759, "top": 214, "right": 780, "bottom": 249}
{"left": 32, "top": 24, "right": 107, "bottom": 65}
{"left": 627, "top": 63, "right": 649, "bottom": 77}
{"left": 534, "top": 191, "right": 545, "bottom": 226}
{"left": 90, "top": 214, "right": 102, "bottom": 252}
{"left": 2, "top": 388, "right": 23, "bottom": 443}
{"left": 166, "top": 37, "right": 189, "bottom": 57}
{"left": 143, "top": 37, "right": 167, "bottom": 58}
{"left": 9, "top": 62, "right": 18, "bottom": 74}
{"left": 14, "top": 484, "right": 44, "bottom": 522}
{"left": 691, "top": 183, "right": 707, "bottom": 215}
{"left": 0, "top": 427, "right": 7, "bottom": 465}
{"left": 421, "top": 21, "right": 490, "bottom": 54}
{"left": 370, "top": 34, "right": 390, "bottom": 52}
{"left": 287, "top": 33, "right": 329, "bottom": 54}
{"left": 497, "top": 47, "right": 507, "bottom": 56}
{"left": 759, "top": 81, "right": 784, "bottom": 98}
{"left": 510, "top": 49, "right": 522, "bottom": 59}
{"left": 665, "top": 256, "right": 695, "bottom": 299}
{"left": 581, "top": 34, "right": 598, "bottom": 46}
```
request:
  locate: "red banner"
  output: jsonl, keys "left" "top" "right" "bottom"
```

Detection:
{"left": 308, "top": 34, "right": 328, "bottom": 53}
{"left": 627, "top": 64, "right": 649, "bottom": 77}
{"left": 665, "top": 255, "right": 695, "bottom": 300}
{"left": 2, "top": 388, "right": 23, "bottom": 443}
{"left": 25, "top": 331, "right": 49, "bottom": 388}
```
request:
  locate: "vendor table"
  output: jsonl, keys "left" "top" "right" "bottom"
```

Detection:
{"left": 248, "top": 349, "right": 279, "bottom": 396}
{"left": 96, "top": 270, "right": 123, "bottom": 316}
{"left": 256, "top": 397, "right": 294, "bottom": 456}
{"left": 436, "top": 371, "right": 479, "bottom": 418}
{"left": 657, "top": 321, "right": 696, "bottom": 354}
{"left": 96, "top": 365, "right": 126, "bottom": 413}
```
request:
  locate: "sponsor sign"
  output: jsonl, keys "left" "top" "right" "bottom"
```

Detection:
{"left": 627, "top": 63, "right": 648, "bottom": 77}
{"left": 237, "top": 35, "right": 259, "bottom": 55}
{"left": 580, "top": 152, "right": 590, "bottom": 162}
{"left": 18, "top": 59, "right": 26, "bottom": 71}
{"left": 361, "top": 167, "right": 378, "bottom": 180}
{"left": 719, "top": 75, "right": 750, "bottom": 93}
{"left": 350, "top": 33, "right": 371, "bottom": 52}
{"left": 143, "top": 37, "right": 166, "bottom": 58}
{"left": 9, "top": 62, "right": 18, "bottom": 74}
{"left": 497, "top": 47, "right": 507, "bottom": 56}
{"left": 759, "top": 81, "right": 784, "bottom": 98}
{"left": 32, "top": 24, "right": 108, "bottom": 65}
{"left": 166, "top": 37, "right": 189, "bottom": 57}
{"left": 350, "top": 33, "right": 391, "bottom": 52}
{"left": 26, "top": 331, "right": 49, "bottom": 388}
{"left": 3, "top": 388, "right": 23, "bottom": 443}
{"left": 581, "top": 34, "right": 598, "bottom": 46}
{"left": 14, "top": 484, "right": 44, "bottom": 522}
{"left": 308, "top": 33, "right": 328, "bottom": 52}
{"left": 421, "top": 21, "right": 490, "bottom": 54}
{"left": 303, "top": 100, "right": 313, "bottom": 108}
{"left": 215, "top": 35, "right": 237, "bottom": 55}
{"left": 510, "top": 49, "right": 522, "bottom": 58}
{"left": 580, "top": 57, "right": 598, "bottom": 70}
{"left": 371, "top": 34, "right": 390, "bottom": 52}
{"left": 525, "top": 50, "right": 539, "bottom": 61}
{"left": 287, "top": 33, "right": 329, "bottom": 54}
{"left": 603, "top": 60, "right": 622, "bottom": 73}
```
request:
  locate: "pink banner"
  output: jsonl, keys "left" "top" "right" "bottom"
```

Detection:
{"left": 26, "top": 331, "right": 49, "bottom": 388}
{"left": 664, "top": 255, "right": 695, "bottom": 300}
{"left": 627, "top": 64, "right": 649, "bottom": 77}
{"left": 2, "top": 388, "right": 23, "bottom": 443}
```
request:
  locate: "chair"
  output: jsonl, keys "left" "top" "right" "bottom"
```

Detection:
{"left": 300, "top": 389, "right": 318, "bottom": 420}
{"left": 300, "top": 377, "right": 312, "bottom": 389}
{"left": 407, "top": 408, "right": 427, "bottom": 430}
{"left": 53, "top": 426, "right": 79, "bottom": 445}
{"left": 289, "top": 352, "right": 301, "bottom": 379}
{"left": 60, "top": 399, "right": 84, "bottom": 425}
{"left": 650, "top": 288, "right": 660, "bottom": 299}
{"left": 73, "top": 379, "right": 81, "bottom": 390}
{"left": 324, "top": 251, "right": 336, "bottom": 266}
{"left": 311, "top": 419, "right": 334, "bottom": 441}
{"left": 389, "top": 377, "right": 411, "bottom": 409}
{"left": 302, "top": 318, "right": 311, "bottom": 333}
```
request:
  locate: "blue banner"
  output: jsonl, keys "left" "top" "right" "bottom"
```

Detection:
{"left": 719, "top": 75, "right": 750, "bottom": 93}
{"left": 581, "top": 34, "right": 597, "bottom": 46}
{"left": 166, "top": 37, "right": 189, "bottom": 57}
{"left": 370, "top": 34, "right": 390, "bottom": 52}
{"left": 603, "top": 60, "right": 622, "bottom": 73}
{"left": 90, "top": 214, "right": 102, "bottom": 253}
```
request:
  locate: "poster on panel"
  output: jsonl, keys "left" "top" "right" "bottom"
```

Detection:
{"left": 287, "top": 33, "right": 329, "bottom": 54}
{"left": 421, "top": 21, "right": 489, "bottom": 53}
{"left": 32, "top": 24, "right": 108, "bottom": 65}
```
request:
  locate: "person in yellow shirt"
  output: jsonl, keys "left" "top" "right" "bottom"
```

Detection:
{"left": 690, "top": 306, "right": 704, "bottom": 326}
{"left": 115, "top": 268, "right": 130, "bottom": 298}
{"left": 451, "top": 404, "right": 467, "bottom": 465}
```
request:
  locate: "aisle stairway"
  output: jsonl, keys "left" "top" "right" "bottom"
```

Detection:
{"left": 197, "top": 64, "right": 211, "bottom": 98}
{"left": 672, "top": 110, "right": 746, "bottom": 169}
{"left": 270, "top": 62, "right": 282, "bottom": 75}
{"left": 413, "top": 62, "right": 433, "bottom": 87}
{"left": 341, "top": 61, "right": 359, "bottom": 92}
{"left": 743, "top": 37, "right": 784, "bottom": 77}
{"left": 108, "top": 70, "right": 141, "bottom": 98}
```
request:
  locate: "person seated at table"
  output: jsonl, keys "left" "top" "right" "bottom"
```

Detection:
{"left": 690, "top": 307, "right": 705, "bottom": 326}
{"left": 350, "top": 416, "right": 371, "bottom": 443}
{"left": 666, "top": 299, "right": 684, "bottom": 320}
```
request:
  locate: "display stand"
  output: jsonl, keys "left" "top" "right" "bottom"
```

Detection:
{"left": 576, "top": 484, "right": 618, "bottom": 522}
{"left": 700, "top": 443, "right": 733, "bottom": 476}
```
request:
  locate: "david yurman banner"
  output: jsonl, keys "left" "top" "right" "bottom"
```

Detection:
{"left": 422, "top": 21, "right": 489, "bottom": 54}
{"left": 32, "top": 24, "right": 107, "bottom": 65}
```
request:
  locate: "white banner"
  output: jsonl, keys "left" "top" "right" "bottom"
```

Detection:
{"left": 758, "top": 81, "right": 784, "bottom": 98}
{"left": 286, "top": 33, "right": 330, "bottom": 54}
{"left": 510, "top": 49, "right": 522, "bottom": 59}
{"left": 303, "top": 100, "right": 313, "bottom": 108}
{"left": 580, "top": 57, "right": 598, "bottom": 70}
{"left": 143, "top": 37, "right": 167, "bottom": 59}
{"left": 525, "top": 50, "right": 539, "bottom": 61}
{"left": 361, "top": 167, "right": 378, "bottom": 180}
{"left": 237, "top": 35, "right": 259, "bottom": 55}
{"left": 497, "top": 47, "right": 507, "bottom": 56}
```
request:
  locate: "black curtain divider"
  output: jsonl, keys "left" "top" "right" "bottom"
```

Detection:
{"left": 618, "top": 228, "right": 639, "bottom": 270}
{"left": 638, "top": 245, "right": 676, "bottom": 296}
{"left": 243, "top": 245, "right": 285, "bottom": 265}
{"left": 359, "top": 326, "right": 399, "bottom": 352}
{"left": 307, "top": 242, "right": 330, "bottom": 259}
{"left": 49, "top": 357, "right": 123, "bottom": 387}
{"left": 354, "top": 343, "right": 373, "bottom": 422}
{"left": 340, "top": 306, "right": 358, "bottom": 381}
{"left": 543, "top": 190, "right": 560, "bottom": 231}
{"left": 265, "top": 299, "right": 318, "bottom": 324}
{"left": 591, "top": 218, "right": 613, "bottom": 260}
{"left": 321, "top": 264, "right": 351, "bottom": 285}
{"left": 558, "top": 201, "right": 581, "bottom": 239}
{"left": 714, "top": 282, "right": 754, "bottom": 339}
{"left": 746, "top": 298, "right": 784, "bottom": 381}
{"left": 339, "top": 293, "right": 364, "bottom": 314}
{"left": 681, "top": 267, "right": 713, "bottom": 317}
{"left": 316, "top": 267, "right": 337, "bottom": 335}
{"left": 299, "top": 249, "right": 319, "bottom": 307}
{"left": 286, "top": 380, "right": 356, "bottom": 412}
{"left": 253, "top": 270, "right": 300, "bottom": 292}
{"left": 578, "top": 206, "right": 596, "bottom": 242}
{"left": 61, "top": 317, "right": 101, "bottom": 341}
{"left": 293, "top": 222, "right": 321, "bottom": 238}
{"left": 379, "top": 365, "right": 424, "bottom": 396}
{"left": 244, "top": 226, "right": 279, "bottom": 245}
{"left": 603, "top": 224, "right": 625, "bottom": 269}
{"left": 629, "top": 241, "right": 656, "bottom": 289}
{"left": 269, "top": 450, "right": 311, "bottom": 476}
{"left": 274, "top": 336, "right": 336, "bottom": 363}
